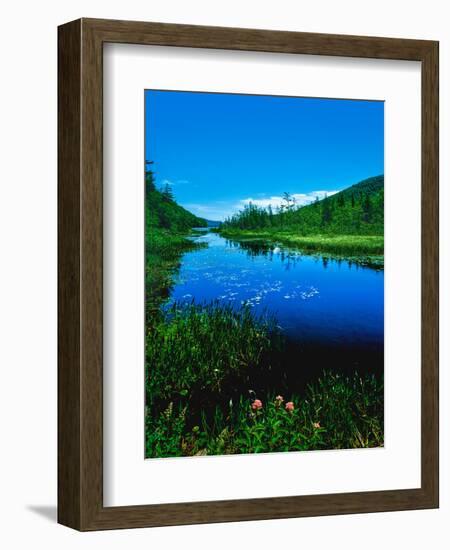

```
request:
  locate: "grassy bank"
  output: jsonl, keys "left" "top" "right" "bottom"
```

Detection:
{"left": 219, "top": 229, "right": 383, "bottom": 266}
{"left": 145, "top": 302, "right": 384, "bottom": 458}
{"left": 146, "top": 227, "right": 206, "bottom": 313}
{"left": 146, "top": 302, "right": 285, "bottom": 411}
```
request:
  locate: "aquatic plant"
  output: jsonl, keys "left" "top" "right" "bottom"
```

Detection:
{"left": 145, "top": 371, "right": 384, "bottom": 457}
{"left": 146, "top": 301, "right": 285, "bottom": 415}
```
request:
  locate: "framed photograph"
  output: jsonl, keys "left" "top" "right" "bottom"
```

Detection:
{"left": 58, "top": 18, "right": 439, "bottom": 530}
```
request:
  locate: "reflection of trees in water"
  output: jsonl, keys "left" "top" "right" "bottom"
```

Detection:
{"left": 226, "top": 238, "right": 382, "bottom": 272}
{"left": 226, "top": 239, "right": 303, "bottom": 271}
{"left": 146, "top": 239, "right": 207, "bottom": 320}
{"left": 310, "top": 254, "right": 360, "bottom": 271}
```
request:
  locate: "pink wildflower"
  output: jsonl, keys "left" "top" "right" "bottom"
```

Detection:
{"left": 313, "top": 422, "right": 321, "bottom": 429}
{"left": 275, "top": 395, "right": 284, "bottom": 404}
{"left": 251, "top": 399, "right": 263, "bottom": 410}
{"left": 285, "top": 401, "right": 294, "bottom": 412}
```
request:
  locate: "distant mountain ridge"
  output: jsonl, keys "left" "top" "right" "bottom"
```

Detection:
{"left": 205, "top": 219, "right": 221, "bottom": 228}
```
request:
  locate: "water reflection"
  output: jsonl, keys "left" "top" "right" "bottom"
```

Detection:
{"left": 168, "top": 232, "right": 383, "bottom": 352}
{"left": 149, "top": 231, "right": 384, "bottom": 377}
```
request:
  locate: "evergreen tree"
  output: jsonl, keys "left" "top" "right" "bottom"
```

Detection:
{"left": 145, "top": 161, "right": 206, "bottom": 232}
{"left": 268, "top": 205, "right": 274, "bottom": 226}
{"left": 145, "top": 160, "right": 156, "bottom": 197}
{"left": 362, "top": 193, "right": 372, "bottom": 222}
{"left": 220, "top": 175, "right": 384, "bottom": 236}
{"left": 162, "top": 182, "right": 174, "bottom": 202}
{"left": 283, "top": 192, "right": 295, "bottom": 211}
{"left": 322, "top": 197, "right": 332, "bottom": 225}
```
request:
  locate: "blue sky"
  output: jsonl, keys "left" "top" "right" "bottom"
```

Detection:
{"left": 145, "top": 90, "right": 384, "bottom": 221}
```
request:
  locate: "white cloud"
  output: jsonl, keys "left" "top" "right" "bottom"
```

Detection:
{"left": 239, "top": 190, "right": 339, "bottom": 210}
{"left": 182, "top": 189, "right": 341, "bottom": 222}
{"left": 181, "top": 203, "right": 236, "bottom": 221}
{"left": 161, "top": 178, "right": 190, "bottom": 186}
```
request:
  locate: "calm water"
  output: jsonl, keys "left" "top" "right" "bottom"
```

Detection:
{"left": 168, "top": 232, "right": 384, "bottom": 374}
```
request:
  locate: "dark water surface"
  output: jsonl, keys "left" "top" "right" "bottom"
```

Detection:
{"left": 168, "top": 231, "right": 384, "bottom": 378}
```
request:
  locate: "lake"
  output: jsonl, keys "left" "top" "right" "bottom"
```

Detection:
{"left": 167, "top": 231, "right": 384, "bottom": 379}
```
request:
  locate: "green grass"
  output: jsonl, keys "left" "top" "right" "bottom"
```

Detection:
{"left": 146, "top": 370, "right": 384, "bottom": 457}
{"left": 217, "top": 175, "right": 384, "bottom": 264}
{"left": 146, "top": 301, "right": 285, "bottom": 412}
{"left": 145, "top": 302, "right": 384, "bottom": 458}
{"left": 145, "top": 227, "right": 206, "bottom": 313}
{"left": 220, "top": 229, "right": 383, "bottom": 254}
{"left": 219, "top": 229, "right": 384, "bottom": 266}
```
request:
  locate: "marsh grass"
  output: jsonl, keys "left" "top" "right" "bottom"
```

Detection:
{"left": 145, "top": 227, "right": 206, "bottom": 313}
{"left": 145, "top": 302, "right": 384, "bottom": 458}
{"left": 146, "top": 370, "right": 384, "bottom": 457}
{"left": 219, "top": 229, "right": 384, "bottom": 264}
{"left": 146, "top": 301, "right": 285, "bottom": 413}
{"left": 145, "top": 225, "right": 384, "bottom": 458}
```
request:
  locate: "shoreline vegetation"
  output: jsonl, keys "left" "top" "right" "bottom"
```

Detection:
{"left": 145, "top": 161, "right": 207, "bottom": 314}
{"left": 218, "top": 230, "right": 384, "bottom": 268}
{"left": 145, "top": 168, "right": 384, "bottom": 458}
{"left": 146, "top": 226, "right": 207, "bottom": 313}
{"left": 217, "top": 174, "right": 384, "bottom": 267}
{"left": 146, "top": 302, "right": 384, "bottom": 457}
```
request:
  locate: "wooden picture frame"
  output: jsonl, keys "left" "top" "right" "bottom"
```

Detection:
{"left": 58, "top": 18, "right": 439, "bottom": 531}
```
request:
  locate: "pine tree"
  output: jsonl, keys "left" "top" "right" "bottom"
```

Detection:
{"left": 322, "top": 197, "right": 332, "bottom": 225}
{"left": 145, "top": 160, "right": 156, "bottom": 197}
{"left": 162, "top": 182, "right": 174, "bottom": 202}
{"left": 362, "top": 193, "right": 372, "bottom": 222}
{"left": 268, "top": 205, "right": 274, "bottom": 227}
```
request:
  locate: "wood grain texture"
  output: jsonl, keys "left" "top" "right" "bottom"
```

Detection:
{"left": 58, "top": 18, "right": 439, "bottom": 531}
{"left": 420, "top": 41, "right": 439, "bottom": 505}
{"left": 57, "top": 19, "right": 82, "bottom": 530}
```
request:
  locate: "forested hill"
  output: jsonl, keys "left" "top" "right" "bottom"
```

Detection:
{"left": 336, "top": 175, "right": 384, "bottom": 202}
{"left": 145, "top": 167, "right": 206, "bottom": 232}
{"left": 221, "top": 175, "right": 384, "bottom": 236}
